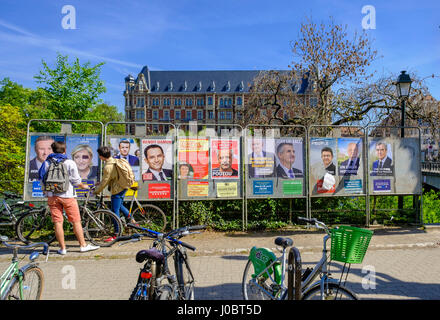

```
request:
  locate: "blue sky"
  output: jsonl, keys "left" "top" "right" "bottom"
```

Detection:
{"left": 0, "top": 0, "right": 439, "bottom": 114}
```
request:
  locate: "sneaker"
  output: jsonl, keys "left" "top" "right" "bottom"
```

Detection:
{"left": 80, "top": 244, "right": 100, "bottom": 253}
{"left": 104, "top": 236, "right": 117, "bottom": 242}
{"left": 57, "top": 248, "right": 67, "bottom": 255}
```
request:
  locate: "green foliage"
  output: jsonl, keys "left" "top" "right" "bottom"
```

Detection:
{"left": 422, "top": 190, "right": 440, "bottom": 224}
{"left": 34, "top": 53, "right": 106, "bottom": 120}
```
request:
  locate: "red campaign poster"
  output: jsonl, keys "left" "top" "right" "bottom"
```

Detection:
{"left": 211, "top": 139, "right": 240, "bottom": 179}
{"left": 148, "top": 183, "right": 171, "bottom": 199}
{"left": 316, "top": 179, "right": 335, "bottom": 194}
{"left": 177, "top": 138, "right": 209, "bottom": 179}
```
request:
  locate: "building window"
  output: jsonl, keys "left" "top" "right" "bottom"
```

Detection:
{"left": 220, "top": 111, "right": 225, "bottom": 120}
{"left": 208, "top": 97, "right": 213, "bottom": 105}
{"left": 220, "top": 98, "right": 224, "bottom": 107}
{"left": 208, "top": 111, "right": 214, "bottom": 120}
{"left": 197, "top": 111, "right": 203, "bottom": 120}
{"left": 153, "top": 110, "right": 159, "bottom": 120}
{"left": 136, "top": 110, "right": 144, "bottom": 120}
{"left": 186, "top": 111, "right": 192, "bottom": 120}
{"left": 237, "top": 97, "right": 242, "bottom": 106}
{"left": 164, "top": 111, "right": 170, "bottom": 121}
{"left": 237, "top": 112, "right": 242, "bottom": 120}
{"left": 175, "top": 110, "right": 181, "bottom": 120}
{"left": 226, "top": 111, "right": 232, "bottom": 120}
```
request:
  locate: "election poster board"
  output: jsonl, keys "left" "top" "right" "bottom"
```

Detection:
{"left": 309, "top": 137, "right": 365, "bottom": 197}
{"left": 368, "top": 137, "right": 421, "bottom": 195}
{"left": 177, "top": 136, "right": 242, "bottom": 200}
{"left": 245, "top": 135, "right": 306, "bottom": 199}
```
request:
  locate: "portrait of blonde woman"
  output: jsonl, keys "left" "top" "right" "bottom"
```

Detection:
{"left": 71, "top": 144, "right": 98, "bottom": 180}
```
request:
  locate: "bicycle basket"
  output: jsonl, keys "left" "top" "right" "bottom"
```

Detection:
{"left": 330, "top": 226, "right": 373, "bottom": 264}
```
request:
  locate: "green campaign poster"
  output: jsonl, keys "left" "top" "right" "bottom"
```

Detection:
{"left": 283, "top": 180, "right": 303, "bottom": 195}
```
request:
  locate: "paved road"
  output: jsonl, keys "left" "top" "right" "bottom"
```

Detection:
{"left": 1, "top": 227, "right": 440, "bottom": 300}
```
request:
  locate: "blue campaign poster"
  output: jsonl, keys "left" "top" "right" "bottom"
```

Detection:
{"left": 253, "top": 180, "right": 274, "bottom": 195}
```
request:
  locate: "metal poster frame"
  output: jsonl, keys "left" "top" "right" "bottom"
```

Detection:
{"left": 366, "top": 126, "right": 423, "bottom": 225}
{"left": 175, "top": 123, "right": 244, "bottom": 229}
{"left": 105, "top": 121, "right": 177, "bottom": 228}
{"left": 244, "top": 124, "right": 308, "bottom": 227}
{"left": 24, "top": 119, "right": 104, "bottom": 201}
{"left": 307, "top": 125, "right": 368, "bottom": 224}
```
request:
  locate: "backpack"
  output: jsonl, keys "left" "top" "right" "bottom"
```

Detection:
{"left": 42, "top": 158, "right": 70, "bottom": 193}
{"left": 114, "top": 158, "right": 135, "bottom": 189}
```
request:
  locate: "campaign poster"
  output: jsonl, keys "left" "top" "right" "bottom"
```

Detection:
{"left": 369, "top": 140, "right": 394, "bottom": 177}
{"left": 28, "top": 134, "right": 65, "bottom": 182}
{"left": 246, "top": 137, "right": 276, "bottom": 178}
{"left": 187, "top": 181, "right": 209, "bottom": 197}
{"left": 274, "top": 138, "right": 304, "bottom": 179}
{"left": 109, "top": 137, "right": 141, "bottom": 181}
{"left": 216, "top": 182, "right": 238, "bottom": 197}
{"left": 141, "top": 138, "right": 173, "bottom": 182}
{"left": 148, "top": 183, "right": 171, "bottom": 199}
{"left": 309, "top": 138, "right": 337, "bottom": 194}
{"left": 177, "top": 138, "right": 209, "bottom": 179}
{"left": 66, "top": 135, "right": 100, "bottom": 197}
{"left": 337, "top": 138, "right": 362, "bottom": 176}
{"left": 211, "top": 138, "right": 240, "bottom": 179}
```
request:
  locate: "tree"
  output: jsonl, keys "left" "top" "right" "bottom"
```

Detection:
{"left": 34, "top": 53, "right": 106, "bottom": 120}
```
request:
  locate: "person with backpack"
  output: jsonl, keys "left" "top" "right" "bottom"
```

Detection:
{"left": 94, "top": 146, "right": 136, "bottom": 241}
{"left": 38, "top": 141, "right": 100, "bottom": 255}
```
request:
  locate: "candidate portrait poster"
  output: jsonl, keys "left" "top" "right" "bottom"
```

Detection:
{"left": 141, "top": 138, "right": 173, "bottom": 182}
{"left": 177, "top": 138, "right": 209, "bottom": 179}
{"left": 246, "top": 137, "right": 276, "bottom": 178}
{"left": 211, "top": 138, "right": 240, "bottom": 179}
{"left": 66, "top": 135, "right": 100, "bottom": 197}
{"left": 369, "top": 140, "right": 394, "bottom": 177}
{"left": 109, "top": 137, "right": 141, "bottom": 181}
{"left": 337, "top": 138, "right": 362, "bottom": 176}
{"left": 274, "top": 138, "right": 304, "bottom": 179}
{"left": 309, "top": 138, "right": 337, "bottom": 194}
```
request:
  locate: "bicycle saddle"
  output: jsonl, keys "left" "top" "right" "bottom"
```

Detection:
{"left": 135, "top": 248, "right": 164, "bottom": 264}
{"left": 130, "top": 186, "right": 139, "bottom": 191}
{"left": 274, "top": 237, "right": 293, "bottom": 248}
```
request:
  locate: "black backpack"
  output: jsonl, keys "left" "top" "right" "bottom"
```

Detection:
{"left": 42, "top": 158, "right": 70, "bottom": 193}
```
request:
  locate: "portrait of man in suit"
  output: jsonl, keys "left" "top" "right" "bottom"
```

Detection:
{"left": 212, "top": 148, "right": 239, "bottom": 178}
{"left": 28, "top": 135, "right": 55, "bottom": 181}
{"left": 339, "top": 142, "right": 361, "bottom": 176}
{"left": 371, "top": 141, "right": 393, "bottom": 176}
{"left": 114, "top": 139, "right": 139, "bottom": 166}
{"left": 275, "top": 142, "right": 303, "bottom": 179}
{"left": 142, "top": 144, "right": 173, "bottom": 181}
{"left": 247, "top": 138, "right": 275, "bottom": 178}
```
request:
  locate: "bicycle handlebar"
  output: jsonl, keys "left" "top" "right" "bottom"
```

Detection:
{"left": 298, "top": 217, "right": 330, "bottom": 234}
{"left": 1, "top": 237, "right": 49, "bottom": 256}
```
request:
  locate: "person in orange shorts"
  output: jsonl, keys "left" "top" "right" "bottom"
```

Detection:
{"left": 39, "top": 141, "right": 100, "bottom": 255}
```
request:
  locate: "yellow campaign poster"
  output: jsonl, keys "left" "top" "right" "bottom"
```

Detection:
{"left": 187, "top": 181, "right": 209, "bottom": 197}
{"left": 178, "top": 138, "right": 209, "bottom": 179}
{"left": 216, "top": 182, "right": 238, "bottom": 198}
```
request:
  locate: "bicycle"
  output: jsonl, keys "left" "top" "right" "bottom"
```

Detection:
{"left": 0, "top": 236, "right": 49, "bottom": 300}
{"left": 242, "top": 217, "right": 373, "bottom": 300}
{"left": 117, "top": 223, "right": 206, "bottom": 300}
{"left": 15, "top": 187, "right": 122, "bottom": 247}
{"left": 0, "top": 192, "right": 36, "bottom": 231}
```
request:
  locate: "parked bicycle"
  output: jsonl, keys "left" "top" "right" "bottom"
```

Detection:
{"left": 15, "top": 187, "right": 122, "bottom": 247}
{"left": 0, "top": 192, "right": 36, "bottom": 231}
{"left": 0, "top": 236, "right": 49, "bottom": 300}
{"left": 117, "top": 223, "right": 206, "bottom": 300}
{"left": 242, "top": 217, "right": 373, "bottom": 300}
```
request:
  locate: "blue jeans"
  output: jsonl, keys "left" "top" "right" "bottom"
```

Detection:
{"left": 111, "top": 189, "right": 130, "bottom": 233}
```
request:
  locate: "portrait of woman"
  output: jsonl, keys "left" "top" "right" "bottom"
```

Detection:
{"left": 71, "top": 144, "right": 98, "bottom": 180}
{"left": 178, "top": 162, "right": 194, "bottom": 179}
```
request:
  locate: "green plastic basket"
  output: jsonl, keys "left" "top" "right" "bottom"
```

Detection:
{"left": 330, "top": 226, "right": 373, "bottom": 264}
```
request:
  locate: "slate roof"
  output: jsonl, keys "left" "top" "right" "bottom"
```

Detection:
{"left": 126, "top": 66, "right": 311, "bottom": 94}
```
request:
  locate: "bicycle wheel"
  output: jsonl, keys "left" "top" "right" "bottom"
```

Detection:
{"left": 242, "top": 259, "right": 285, "bottom": 300}
{"left": 302, "top": 282, "right": 358, "bottom": 300}
{"left": 84, "top": 209, "right": 122, "bottom": 247}
{"left": 5, "top": 266, "right": 44, "bottom": 300}
{"left": 15, "top": 208, "right": 56, "bottom": 244}
{"left": 131, "top": 204, "right": 167, "bottom": 232}
{"left": 157, "top": 285, "right": 174, "bottom": 300}
{"left": 175, "top": 250, "right": 195, "bottom": 300}
{"left": 129, "top": 261, "right": 159, "bottom": 300}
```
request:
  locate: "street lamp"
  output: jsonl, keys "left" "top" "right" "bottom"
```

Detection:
{"left": 395, "top": 70, "right": 413, "bottom": 216}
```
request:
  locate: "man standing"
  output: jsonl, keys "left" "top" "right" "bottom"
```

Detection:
{"left": 94, "top": 146, "right": 135, "bottom": 241}
{"left": 339, "top": 142, "right": 360, "bottom": 176}
{"left": 114, "top": 139, "right": 139, "bottom": 166}
{"left": 212, "top": 149, "right": 239, "bottom": 178}
{"left": 39, "top": 141, "right": 99, "bottom": 255}
{"left": 372, "top": 142, "right": 393, "bottom": 176}
{"left": 275, "top": 142, "right": 303, "bottom": 179}
{"left": 142, "top": 144, "right": 173, "bottom": 181}
{"left": 29, "top": 136, "right": 54, "bottom": 181}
